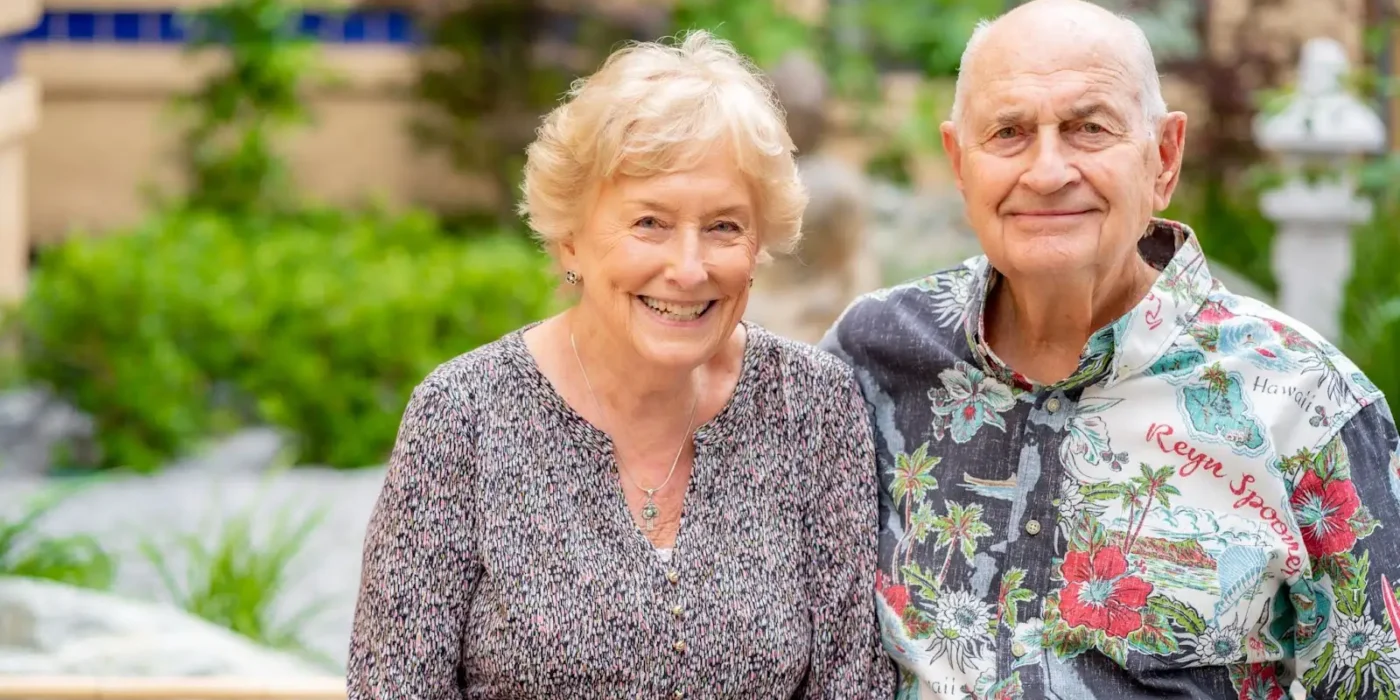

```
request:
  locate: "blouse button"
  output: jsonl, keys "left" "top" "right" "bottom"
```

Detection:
{"left": 671, "top": 604, "right": 685, "bottom": 618}
{"left": 672, "top": 691, "right": 685, "bottom": 699}
{"left": 1024, "top": 519, "right": 1042, "bottom": 536}
{"left": 673, "top": 640, "right": 688, "bottom": 653}
{"left": 666, "top": 570, "right": 680, "bottom": 584}
{"left": 1045, "top": 397, "right": 1062, "bottom": 413}
{"left": 1012, "top": 641, "right": 1028, "bottom": 657}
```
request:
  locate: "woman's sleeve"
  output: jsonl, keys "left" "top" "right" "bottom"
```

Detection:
{"left": 804, "top": 366, "right": 898, "bottom": 698}
{"left": 347, "top": 378, "right": 480, "bottom": 699}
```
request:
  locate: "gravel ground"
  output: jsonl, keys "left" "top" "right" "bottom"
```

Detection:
{"left": 0, "top": 435, "right": 387, "bottom": 671}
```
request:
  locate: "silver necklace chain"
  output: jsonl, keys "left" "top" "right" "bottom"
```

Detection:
{"left": 570, "top": 332, "right": 698, "bottom": 534}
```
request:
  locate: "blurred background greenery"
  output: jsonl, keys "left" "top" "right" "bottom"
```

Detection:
{"left": 2, "top": 0, "right": 1398, "bottom": 475}
{"left": 0, "top": 0, "right": 1395, "bottom": 471}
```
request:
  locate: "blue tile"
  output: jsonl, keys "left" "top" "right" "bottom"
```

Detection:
{"left": 17, "top": 13, "right": 50, "bottom": 42}
{"left": 112, "top": 12, "right": 143, "bottom": 42}
{"left": 65, "top": 13, "right": 96, "bottom": 42}
{"left": 386, "top": 11, "right": 415, "bottom": 44}
{"left": 15, "top": 9, "right": 427, "bottom": 46}
{"left": 341, "top": 12, "right": 366, "bottom": 43}
{"left": 298, "top": 12, "right": 324, "bottom": 39}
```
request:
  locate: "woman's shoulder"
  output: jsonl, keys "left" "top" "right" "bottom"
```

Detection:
{"left": 747, "top": 324, "right": 858, "bottom": 395}
{"left": 414, "top": 327, "right": 535, "bottom": 408}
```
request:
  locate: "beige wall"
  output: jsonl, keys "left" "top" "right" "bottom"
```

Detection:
{"left": 22, "top": 43, "right": 497, "bottom": 244}
{"left": 0, "top": 0, "right": 41, "bottom": 301}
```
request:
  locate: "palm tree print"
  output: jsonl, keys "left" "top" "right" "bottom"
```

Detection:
{"left": 901, "top": 502, "right": 939, "bottom": 579}
{"left": 1123, "top": 464, "right": 1181, "bottom": 555}
{"left": 892, "top": 442, "right": 941, "bottom": 535}
{"left": 933, "top": 501, "right": 993, "bottom": 587}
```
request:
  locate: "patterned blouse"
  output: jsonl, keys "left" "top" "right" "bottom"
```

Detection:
{"left": 819, "top": 219, "right": 1400, "bottom": 699}
{"left": 347, "top": 324, "right": 896, "bottom": 699}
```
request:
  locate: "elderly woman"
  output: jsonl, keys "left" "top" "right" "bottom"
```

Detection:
{"left": 346, "top": 31, "right": 893, "bottom": 699}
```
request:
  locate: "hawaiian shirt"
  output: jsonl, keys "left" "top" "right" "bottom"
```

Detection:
{"left": 819, "top": 218, "right": 1400, "bottom": 699}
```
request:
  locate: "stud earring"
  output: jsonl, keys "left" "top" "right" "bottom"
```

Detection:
{"left": 564, "top": 270, "right": 580, "bottom": 285}
{"left": 749, "top": 278, "right": 754, "bottom": 288}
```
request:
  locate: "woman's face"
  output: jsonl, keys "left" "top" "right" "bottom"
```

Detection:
{"left": 562, "top": 148, "right": 759, "bottom": 371}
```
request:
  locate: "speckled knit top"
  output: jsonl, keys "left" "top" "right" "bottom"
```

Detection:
{"left": 346, "top": 323, "right": 896, "bottom": 699}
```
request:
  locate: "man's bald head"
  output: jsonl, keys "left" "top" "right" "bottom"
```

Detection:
{"left": 949, "top": 0, "right": 1167, "bottom": 138}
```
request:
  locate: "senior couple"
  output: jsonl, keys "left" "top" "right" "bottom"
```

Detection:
{"left": 346, "top": 0, "right": 1400, "bottom": 698}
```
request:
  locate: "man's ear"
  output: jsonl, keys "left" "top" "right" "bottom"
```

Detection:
{"left": 1153, "top": 112, "right": 1188, "bottom": 211}
{"left": 941, "top": 121, "right": 965, "bottom": 193}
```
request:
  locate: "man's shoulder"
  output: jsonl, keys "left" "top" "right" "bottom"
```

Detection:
{"left": 1197, "top": 286, "right": 1381, "bottom": 402}
{"left": 823, "top": 257, "right": 986, "bottom": 359}
{"left": 1167, "top": 284, "right": 1386, "bottom": 448}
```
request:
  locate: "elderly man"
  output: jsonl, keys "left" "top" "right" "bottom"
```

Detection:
{"left": 820, "top": 0, "right": 1400, "bottom": 698}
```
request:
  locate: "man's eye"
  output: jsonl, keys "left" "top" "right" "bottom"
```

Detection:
{"left": 995, "top": 127, "right": 1018, "bottom": 139}
{"left": 1082, "top": 123, "right": 1105, "bottom": 134}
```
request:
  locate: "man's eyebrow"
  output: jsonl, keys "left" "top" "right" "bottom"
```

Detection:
{"left": 991, "top": 109, "right": 1027, "bottom": 127}
{"left": 1068, "top": 103, "right": 1121, "bottom": 121}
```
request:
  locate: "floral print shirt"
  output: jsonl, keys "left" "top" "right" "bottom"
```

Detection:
{"left": 819, "top": 219, "right": 1400, "bottom": 699}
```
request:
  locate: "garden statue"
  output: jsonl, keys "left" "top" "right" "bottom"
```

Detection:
{"left": 1253, "top": 37, "right": 1386, "bottom": 341}
{"left": 744, "top": 51, "right": 879, "bottom": 343}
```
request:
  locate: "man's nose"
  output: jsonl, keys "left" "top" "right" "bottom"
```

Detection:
{"left": 665, "top": 230, "right": 708, "bottom": 288}
{"left": 1020, "top": 129, "right": 1079, "bottom": 194}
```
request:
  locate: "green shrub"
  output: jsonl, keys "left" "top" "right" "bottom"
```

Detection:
{"left": 13, "top": 207, "right": 558, "bottom": 472}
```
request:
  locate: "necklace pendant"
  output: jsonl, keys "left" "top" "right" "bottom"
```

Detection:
{"left": 641, "top": 500, "right": 660, "bottom": 532}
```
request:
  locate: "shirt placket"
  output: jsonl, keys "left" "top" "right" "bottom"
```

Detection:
{"left": 995, "top": 388, "right": 1076, "bottom": 693}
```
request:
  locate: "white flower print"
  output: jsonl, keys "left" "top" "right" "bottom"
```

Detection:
{"left": 1180, "top": 620, "right": 1248, "bottom": 666}
{"left": 1331, "top": 614, "right": 1391, "bottom": 669}
{"left": 925, "top": 589, "right": 994, "bottom": 673}
{"left": 916, "top": 271, "right": 974, "bottom": 329}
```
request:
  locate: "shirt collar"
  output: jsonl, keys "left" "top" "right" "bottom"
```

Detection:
{"left": 961, "top": 218, "right": 1214, "bottom": 392}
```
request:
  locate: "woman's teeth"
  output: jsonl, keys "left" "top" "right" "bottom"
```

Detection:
{"left": 640, "top": 296, "right": 711, "bottom": 321}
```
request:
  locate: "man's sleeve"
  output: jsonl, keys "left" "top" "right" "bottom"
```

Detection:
{"left": 1286, "top": 398, "right": 1400, "bottom": 699}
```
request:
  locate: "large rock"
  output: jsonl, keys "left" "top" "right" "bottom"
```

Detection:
{"left": 0, "top": 577, "right": 337, "bottom": 676}
{"left": 0, "top": 388, "right": 97, "bottom": 477}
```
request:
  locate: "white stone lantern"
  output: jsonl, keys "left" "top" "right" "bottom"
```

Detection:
{"left": 1252, "top": 37, "right": 1387, "bottom": 342}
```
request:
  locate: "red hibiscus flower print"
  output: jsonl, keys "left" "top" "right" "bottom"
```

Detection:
{"left": 1058, "top": 547, "right": 1153, "bottom": 638}
{"left": 1290, "top": 471, "right": 1361, "bottom": 558}
{"left": 883, "top": 584, "right": 910, "bottom": 616}
{"left": 1238, "top": 663, "right": 1286, "bottom": 700}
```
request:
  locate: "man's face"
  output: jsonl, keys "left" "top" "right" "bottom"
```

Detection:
{"left": 941, "top": 34, "right": 1186, "bottom": 281}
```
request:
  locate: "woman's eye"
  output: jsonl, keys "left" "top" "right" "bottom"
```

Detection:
{"left": 995, "top": 127, "right": 1018, "bottom": 139}
{"left": 1082, "top": 123, "right": 1105, "bottom": 134}
{"left": 712, "top": 221, "right": 740, "bottom": 233}
{"left": 635, "top": 216, "right": 661, "bottom": 229}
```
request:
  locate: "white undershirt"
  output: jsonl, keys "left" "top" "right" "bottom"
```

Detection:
{"left": 655, "top": 548, "right": 674, "bottom": 563}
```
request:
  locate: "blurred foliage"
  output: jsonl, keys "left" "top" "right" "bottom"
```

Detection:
{"left": 0, "top": 483, "right": 116, "bottom": 590}
{"left": 173, "top": 0, "right": 333, "bottom": 218}
{"left": 405, "top": 0, "right": 645, "bottom": 227}
{"left": 4, "top": 0, "right": 562, "bottom": 473}
{"left": 141, "top": 491, "right": 330, "bottom": 664}
{"left": 15, "top": 208, "right": 557, "bottom": 472}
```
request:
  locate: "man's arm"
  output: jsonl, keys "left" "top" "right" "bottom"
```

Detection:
{"left": 1285, "top": 399, "right": 1400, "bottom": 699}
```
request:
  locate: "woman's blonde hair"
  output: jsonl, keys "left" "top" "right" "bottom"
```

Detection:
{"left": 518, "top": 30, "right": 807, "bottom": 261}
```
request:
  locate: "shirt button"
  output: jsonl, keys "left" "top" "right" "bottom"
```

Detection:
{"left": 1025, "top": 519, "right": 1042, "bottom": 536}
{"left": 672, "top": 691, "right": 685, "bottom": 699}
{"left": 1012, "top": 641, "right": 1027, "bottom": 657}
{"left": 1045, "top": 397, "right": 1062, "bottom": 413}
{"left": 671, "top": 604, "right": 685, "bottom": 618}
{"left": 666, "top": 570, "right": 680, "bottom": 584}
{"left": 673, "top": 640, "right": 687, "bottom": 653}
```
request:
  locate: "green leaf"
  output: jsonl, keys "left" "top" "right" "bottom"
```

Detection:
{"left": 1126, "top": 610, "right": 1179, "bottom": 656}
{"left": 1148, "top": 595, "right": 1205, "bottom": 637}
{"left": 1044, "top": 619, "right": 1095, "bottom": 660}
